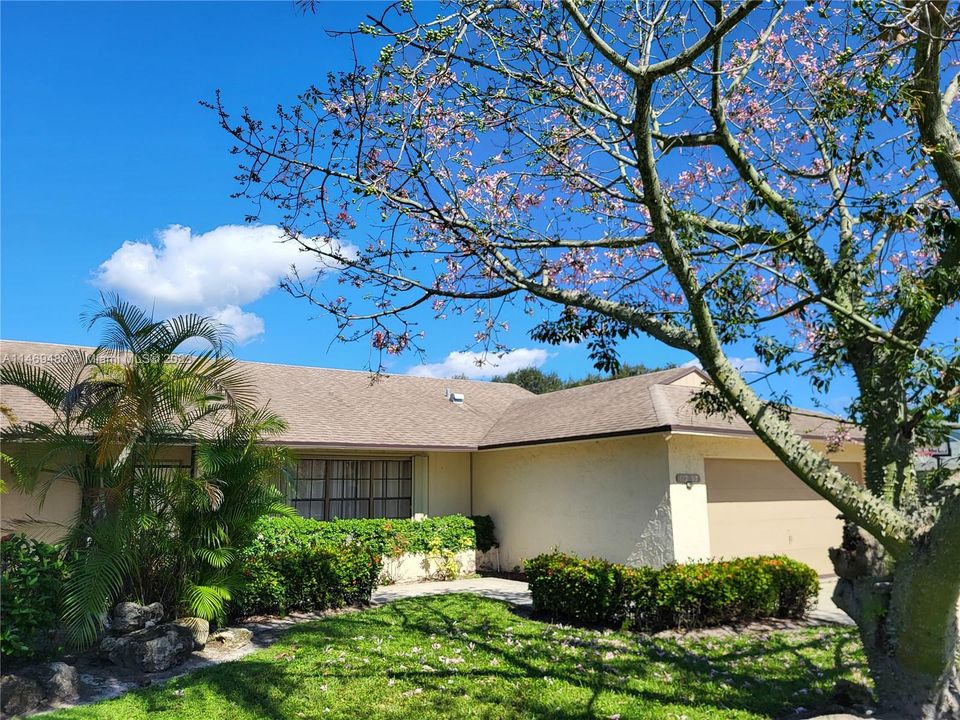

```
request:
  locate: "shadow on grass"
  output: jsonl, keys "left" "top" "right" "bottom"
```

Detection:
{"left": 47, "top": 594, "right": 866, "bottom": 720}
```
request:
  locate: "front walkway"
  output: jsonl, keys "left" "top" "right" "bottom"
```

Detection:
{"left": 371, "top": 577, "right": 532, "bottom": 608}
{"left": 809, "top": 577, "right": 855, "bottom": 626}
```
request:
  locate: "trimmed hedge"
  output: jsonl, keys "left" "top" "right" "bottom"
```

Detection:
{"left": 233, "top": 537, "right": 381, "bottom": 617}
{"left": 243, "top": 514, "right": 493, "bottom": 559}
{"left": 231, "top": 514, "right": 497, "bottom": 618}
{"left": 525, "top": 552, "right": 819, "bottom": 631}
{"left": 1, "top": 534, "right": 69, "bottom": 659}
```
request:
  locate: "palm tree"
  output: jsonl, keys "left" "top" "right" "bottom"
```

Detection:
{"left": 1, "top": 296, "right": 292, "bottom": 645}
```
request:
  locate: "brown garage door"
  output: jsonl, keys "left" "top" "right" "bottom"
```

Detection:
{"left": 705, "top": 459, "right": 861, "bottom": 574}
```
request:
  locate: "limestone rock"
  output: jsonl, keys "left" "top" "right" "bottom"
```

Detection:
{"left": 206, "top": 627, "right": 253, "bottom": 652}
{"left": 100, "top": 622, "right": 194, "bottom": 672}
{"left": 172, "top": 617, "right": 210, "bottom": 649}
{"left": 111, "top": 601, "right": 164, "bottom": 634}
{"left": 41, "top": 661, "right": 80, "bottom": 702}
{"left": 0, "top": 674, "right": 43, "bottom": 716}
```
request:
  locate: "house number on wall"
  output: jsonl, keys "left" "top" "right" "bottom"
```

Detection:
{"left": 675, "top": 473, "right": 701, "bottom": 486}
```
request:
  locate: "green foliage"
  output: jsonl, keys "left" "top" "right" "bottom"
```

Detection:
{"left": 526, "top": 552, "right": 819, "bottom": 631}
{"left": 58, "top": 415, "right": 294, "bottom": 645}
{"left": 470, "top": 514, "right": 499, "bottom": 552}
{"left": 244, "top": 513, "right": 488, "bottom": 559}
{"left": 231, "top": 514, "right": 495, "bottom": 616}
{"left": 1, "top": 297, "right": 292, "bottom": 647}
{"left": 39, "top": 595, "right": 867, "bottom": 720}
{"left": 424, "top": 535, "right": 462, "bottom": 581}
{"left": 233, "top": 537, "right": 381, "bottom": 617}
{"left": 491, "top": 367, "right": 565, "bottom": 394}
{"left": 524, "top": 553, "right": 621, "bottom": 624}
{"left": 566, "top": 362, "right": 679, "bottom": 389}
{"left": 492, "top": 362, "right": 677, "bottom": 394}
{"left": 1, "top": 535, "right": 70, "bottom": 659}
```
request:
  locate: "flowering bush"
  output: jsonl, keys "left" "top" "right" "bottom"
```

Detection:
{"left": 526, "top": 551, "right": 818, "bottom": 631}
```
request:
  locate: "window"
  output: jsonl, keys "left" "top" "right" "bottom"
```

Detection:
{"left": 290, "top": 458, "right": 412, "bottom": 520}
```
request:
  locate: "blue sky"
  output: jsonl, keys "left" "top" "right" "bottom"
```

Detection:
{"left": 1, "top": 0, "right": 699, "bottom": 384}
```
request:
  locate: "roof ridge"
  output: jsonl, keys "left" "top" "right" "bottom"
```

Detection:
{"left": 2, "top": 339, "right": 95, "bottom": 351}
{"left": 655, "top": 382, "right": 850, "bottom": 424}
{"left": 648, "top": 384, "right": 678, "bottom": 426}
{"left": 0, "top": 339, "right": 532, "bottom": 392}
{"left": 524, "top": 365, "right": 698, "bottom": 398}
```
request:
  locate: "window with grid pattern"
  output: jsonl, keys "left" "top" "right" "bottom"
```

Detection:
{"left": 290, "top": 458, "right": 412, "bottom": 520}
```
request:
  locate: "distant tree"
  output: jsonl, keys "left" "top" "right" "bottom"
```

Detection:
{"left": 566, "top": 362, "right": 677, "bottom": 389}
{"left": 493, "top": 362, "right": 676, "bottom": 394}
{"left": 491, "top": 367, "right": 565, "bottom": 394}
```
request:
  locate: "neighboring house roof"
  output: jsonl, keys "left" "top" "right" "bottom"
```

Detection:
{"left": 1, "top": 339, "right": 859, "bottom": 452}
{"left": 916, "top": 426, "right": 960, "bottom": 473}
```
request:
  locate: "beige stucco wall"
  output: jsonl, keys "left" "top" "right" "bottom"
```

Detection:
{"left": 424, "top": 451, "right": 472, "bottom": 517}
{"left": 472, "top": 434, "right": 674, "bottom": 571}
{"left": 379, "top": 548, "right": 477, "bottom": 584}
{"left": 1, "top": 445, "right": 194, "bottom": 541}
{"left": 1, "top": 476, "right": 81, "bottom": 542}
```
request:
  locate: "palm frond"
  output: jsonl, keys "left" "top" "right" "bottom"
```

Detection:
{"left": 61, "top": 519, "right": 134, "bottom": 646}
{"left": 0, "top": 362, "right": 69, "bottom": 411}
{"left": 181, "top": 580, "right": 232, "bottom": 621}
{"left": 8, "top": 297, "right": 295, "bottom": 643}
{"left": 83, "top": 292, "right": 156, "bottom": 356}
{"left": 153, "top": 313, "right": 228, "bottom": 357}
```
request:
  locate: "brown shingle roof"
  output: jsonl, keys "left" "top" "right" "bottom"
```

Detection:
{"left": 237, "top": 357, "right": 532, "bottom": 449}
{"left": 0, "top": 340, "right": 532, "bottom": 450}
{"left": 1, "top": 340, "right": 858, "bottom": 451}
{"left": 477, "top": 367, "right": 687, "bottom": 448}
{"left": 477, "top": 367, "right": 861, "bottom": 449}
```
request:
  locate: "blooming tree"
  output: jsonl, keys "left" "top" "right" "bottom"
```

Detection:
{"left": 212, "top": 1, "right": 960, "bottom": 714}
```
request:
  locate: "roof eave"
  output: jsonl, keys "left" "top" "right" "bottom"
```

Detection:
{"left": 477, "top": 424, "right": 865, "bottom": 451}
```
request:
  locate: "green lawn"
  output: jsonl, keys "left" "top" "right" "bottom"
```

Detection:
{"left": 48, "top": 594, "right": 868, "bottom": 720}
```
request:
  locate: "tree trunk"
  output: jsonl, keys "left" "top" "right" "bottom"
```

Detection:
{"left": 832, "top": 524, "right": 960, "bottom": 719}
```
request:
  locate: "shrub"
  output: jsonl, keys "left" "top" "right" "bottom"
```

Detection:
{"left": 233, "top": 538, "right": 381, "bottom": 617}
{"left": 470, "top": 515, "right": 499, "bottom": 552}
{"left": 1, "top": 534, "right": 69, "bottom": 659}
{"left": 245, "top": 514, "right": 489, "bottom": 559}
{"left": 760, "top": 556, "right": 821, "bottom": 618}
{"left": 524, "top": 553, "right": 621, "bottom": 624}
{"left": 526, "top": 551, "right": 819, "bottom": 631}
{"left": 231, "top": 514, "right": 498, "bottom": 618}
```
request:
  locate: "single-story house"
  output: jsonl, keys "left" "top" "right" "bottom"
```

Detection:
{"left": 0, "top": 339, "right": 864, "bottom": 574}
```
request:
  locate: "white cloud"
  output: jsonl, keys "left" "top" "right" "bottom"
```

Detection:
{"left": 731, "top": 356, "right": 765, "bottom": 373}
{"left": 210, "top": 305, "right": 265, "bottom": 345}
{"left": 407, "top": 348, "right": 550, "bottom": 379}
{"left": 94, "top": 224, "right": 342, "bottom": 344}
{"left": 682, "top": 356, "right": 765, "bottom": 373}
